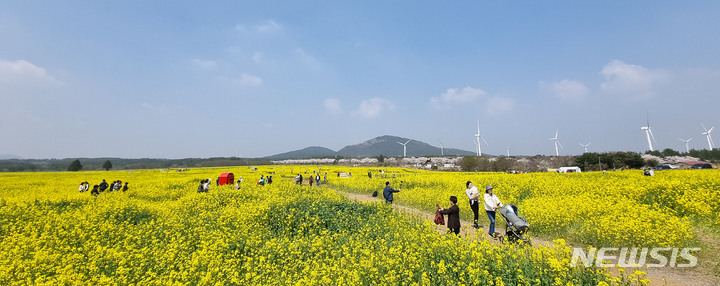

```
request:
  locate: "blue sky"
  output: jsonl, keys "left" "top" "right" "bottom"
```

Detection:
{"left": 2, "top": 1, "right": 720, "bottom": 159}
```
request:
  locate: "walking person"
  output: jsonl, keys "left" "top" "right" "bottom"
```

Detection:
{"left": 438, "top": 196, "right": 461, "bottom": 235}
{"left": 382, "top": 181, "right": 400, "bottom": 204}
{"left": 483, "top": 185, "right": 503, "bottom": 238}
{"left": 465, "top": 181, "right": 481, "bottom": 228}
{"left": 315, "top": 174, "right": 320, "bottom": 185}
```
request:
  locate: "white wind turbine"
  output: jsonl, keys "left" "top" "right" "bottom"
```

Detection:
{"left": 506, "top": 145, "right": 510, "bottom": 157}
{"left": 641, "top": 117, "right": 657, "bottom": 151}
{"left": 679, "top": 138, "right": 692, "bottom": 153}
{"left": 579, "top": 143, "right": 591, "bottom": 153}
{"left": 549, "top": 129, "right": 564, "bottom": 156}
{"left": 397, "top": 139, "right": 411, "bottom": 157}
{"left": 439, "top": 141, "right": 444, "bottom": 156}
{"left": 474, "top": 121, "right": 488, "bottom": 156}
{"left": 701, "top": 124, "right": 715, "bottom": 150}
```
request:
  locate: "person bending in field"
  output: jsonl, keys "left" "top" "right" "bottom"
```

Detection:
{"left": 382, "top": 181, "right": 400, "bottom": 204}
{"left": 113, "top": 180, "right": 122, "bottom": 191}
{"left": 122, "top": 182, "right": 128, "bottom": 192}
{"left": 483, "top": 185, "right": 503, "bottom": 238}
{"left": 91, "top": 185, "right": 100, "bottom": 196}
{"left": 99, "top": 179, "right": 109, "bottom": 192}
{"left": 438, "top": 196, "right": 461, "bottom": 235}
{"left": 197, "top": 179, "right": 204, "bottom": 192}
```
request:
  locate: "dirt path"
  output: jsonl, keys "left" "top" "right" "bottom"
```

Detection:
{"left": 333, "top": 188, "right": 719, "bottom": 286}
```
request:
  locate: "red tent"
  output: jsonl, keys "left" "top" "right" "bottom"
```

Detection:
{"left": 218, "top": 173, "right": 234, "bottom": 186}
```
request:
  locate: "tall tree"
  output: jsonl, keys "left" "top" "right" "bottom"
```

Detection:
{"left": 102, "top": 160, "right": 113, "bottom": 171}
{"left": 67, "top": 160, "right": 82, "bottom": 172}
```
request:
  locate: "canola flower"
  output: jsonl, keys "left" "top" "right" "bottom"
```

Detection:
{"left": 0, "top": 166, "right": 676, "bottom": 284}
{"left": 329, "top": 167, "right": 718, "bottom": 248}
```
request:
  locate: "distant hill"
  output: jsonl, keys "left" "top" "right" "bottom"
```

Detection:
{"left": 264, "top": 146, "right": 338, "bottom": 160}
{"left": 337, "top": 135, "right": 474, "bottom": 157}
{"left": 0, "top": 154, "right": 22, "bottom": 160}
{"left": 264, "top": 135, "right": 475, "bottom": 159}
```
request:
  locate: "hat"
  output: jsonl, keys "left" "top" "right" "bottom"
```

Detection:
{"left": 486, "top": 185, "right": 493, "bottom": 190}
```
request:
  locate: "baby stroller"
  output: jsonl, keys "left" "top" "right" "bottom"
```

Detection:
{"left": 498, "top": 204, "right": 531, "bottom": 245}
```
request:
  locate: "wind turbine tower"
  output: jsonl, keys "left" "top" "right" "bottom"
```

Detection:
{"left": 506, "top": 145, "right": 510, "bottom": 157}
{"left": 701, "top": 124, "right": 715, "bottom": 150}
{"left": 679, "top": 138, "right": 692, "bottom": 153}
{"left": 549, "top": 129, "right": 564, "bottom": 156}
{"left": 641, "top": 116, "right": 657, "bottom": 151}
{"left": 439, "top": 141, "right": 444, "bottom": 156}
{"left": 397, "top": 139, "right": 411, "bottom": 157}
{"left": 474, "top": 121, "right": 488, "bottom": 156}
{"left": 579, "top": 143, "right": 591, "bottom": 153}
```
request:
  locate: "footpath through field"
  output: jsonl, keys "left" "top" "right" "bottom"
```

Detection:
{"left": 330, "top": 187, "right": 719, "bottom": 286}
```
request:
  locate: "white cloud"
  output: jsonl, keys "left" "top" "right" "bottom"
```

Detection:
{"left": 235, "top": 20, "right": 283, "bottom": 34}
{"left": 354, "top": 97, "right": 395, "bottom": 118}
{"left": 485, "top": 96, "right": 516, "bottom": 115}
{"left": 600, "top": 60, "right": 669, "bottom": 99}
{"left": 252, "top": 51, "right": 263, "bottom": 63}
{"left": 0, "top": 59, "right": 62, "bottom": 87}
{"left": 294, "top": 48, "right": 320, "bottom": 68}
{"left": 255, "top": 20, "right": 283, "bottom": 33}
{"left": 429, "top": 86, "right": 485, "bottom": 109}
{"left": 324, "top": 98, "right": 342, "bottom": 114}
{"left": 540, "top": 79, "right": 589, "bottom": 101}
{"left": 238, "top": 73, "right": 263, "bottom": 86}
{"left": 192, "top": 59, "right": 217, "bottom": 69}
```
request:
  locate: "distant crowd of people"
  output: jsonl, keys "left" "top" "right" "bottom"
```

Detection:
{"left": 79, "top": 179, "right": 128, "bottom": 196}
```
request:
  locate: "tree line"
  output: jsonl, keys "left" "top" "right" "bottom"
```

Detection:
{"left": 0, "top": 157, "right": 271, "bottom": 172}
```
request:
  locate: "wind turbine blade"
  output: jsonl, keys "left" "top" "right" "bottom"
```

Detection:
{"left": 709, "top": 127, "right": 714, "bottom": 133}
{"left": 555, "top": 129, "right": 559, "bottom": 139}
{"left": 557, "top": 140, "right": 564, "bottom": 150}
{"left": 702, "top": 123, "right": 708, "bottom": 132}
{"left": 578, "top": 143, "right": 584, "bottom": 147}
{"left": 649, "top": 129, "right": 657, "bottom": 143}
{"left": 405, "top": 139, "right": 412, "bottom": 145}
{"left": 481, "top": 137, "right": 489, "bottom": 145}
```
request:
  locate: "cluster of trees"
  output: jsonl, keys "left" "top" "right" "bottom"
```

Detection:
{"left": 574, "top": 152, "right": 646, "bottom": 171}
{"left": 0, "top": 157, "right": 271, "bottom": 172}
{"left": 645, "top": 148, "right": 720, "bottom": 161}
{"left": 458, "top": 151, "right": 652, "bottom": 172}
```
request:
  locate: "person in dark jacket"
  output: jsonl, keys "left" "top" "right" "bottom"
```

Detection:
{"left": 382, "top": 181, "right": 401, "bottom": 204}
{"left": 98, "top": 179, "right": 109, "bottom": 192}
{"left": 438, "top": 196, "right": 461, "bottom": 235}
{"left": 90, "top": 185, "right": 100, "bottom": 196}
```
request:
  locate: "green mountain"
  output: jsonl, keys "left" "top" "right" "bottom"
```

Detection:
{"left": 264, "top": 146, "right": 338, "bottom": 160}
{"left": 337, "top": 135, "right": 474, "bottom": 157}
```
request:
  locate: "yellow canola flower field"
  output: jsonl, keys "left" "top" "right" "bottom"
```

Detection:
{"left": 0, "top": 167, "right": 646, "bottom": 285}
{"left": 328, "top": 168, "right": 720, "bottom": 248}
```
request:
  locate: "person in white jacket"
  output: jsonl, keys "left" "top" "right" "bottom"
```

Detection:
{"left": 483, "top": 185, "right": 503, "bottom": 238}
{"left": 465, "top": 181, "right": 481, "bottom": 229}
